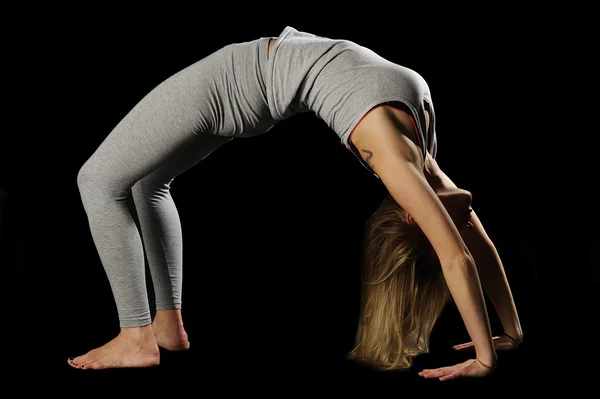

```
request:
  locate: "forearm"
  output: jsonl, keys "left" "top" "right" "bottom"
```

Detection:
{"left": 441, "top": 255, "right": 496, "bottom": 365}
{"left": 462, "top": 211, "right": 523, "bottom": 340}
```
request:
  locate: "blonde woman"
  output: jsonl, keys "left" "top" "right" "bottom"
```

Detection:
{"left": 68, "top": 26, "right": 522, "bottom": 380}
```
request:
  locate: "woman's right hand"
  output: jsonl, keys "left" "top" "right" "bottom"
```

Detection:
{"left": 452, "top": 333, "right": 522, "bottom": 352}
{"left": 419, "top": 358, "right": 495, "bottom": 381}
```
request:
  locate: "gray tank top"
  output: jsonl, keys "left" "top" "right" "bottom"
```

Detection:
{"left": 266, "top": 26, "right": 438, "bottom": 177}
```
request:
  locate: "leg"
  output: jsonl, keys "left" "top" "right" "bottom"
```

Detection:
{"left": 131, "top": 133, "right": 232, "bottom": 350}
{"left": 69, "top": 62, "right": 231, "bottom": 369}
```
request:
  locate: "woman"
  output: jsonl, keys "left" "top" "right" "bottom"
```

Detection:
{"left": 68, "top": 26, "right": 523, "bottom": 380}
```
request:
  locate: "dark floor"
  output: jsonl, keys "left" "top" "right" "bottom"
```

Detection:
{"left": 5, "top": 199, "right": 597, "bottom": 390}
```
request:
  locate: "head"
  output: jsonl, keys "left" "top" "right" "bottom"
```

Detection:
{"left": 347, "top": 187, "right": 472, "bottom": 370}
{"left": 406, "top": 185, "right": 473, "bottom": 230}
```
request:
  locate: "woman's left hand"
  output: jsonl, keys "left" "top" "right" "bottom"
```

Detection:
{"left": 453, "top": 333, "right": 520, "bottom": 352}
{"left": 418, "top": 358, "right": 494, "bottom": 381}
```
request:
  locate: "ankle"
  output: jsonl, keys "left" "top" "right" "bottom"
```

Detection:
{"left": 154, "top": 309, "right": 184, "bottom": 324}
{"left": 119, "top": 325, "right": 156, "bottom": 342}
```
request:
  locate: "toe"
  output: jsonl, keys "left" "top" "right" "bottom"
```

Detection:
{"left": 68, "top": 358, "right": 79, "bottom": 369}
{"left": 86, "top": 360, "right": 103, "bottom": 370}
{"left": 75, "top": 351, "right": 95, "bottom": 365}
{"left": 78, "top": 357, "right": 90, "bottom": 369}
{"left": 80, "top": 359, "right": 94, "bottom": 369}
{"left": 72, "top": 355, "right": 85, "bottom": 365}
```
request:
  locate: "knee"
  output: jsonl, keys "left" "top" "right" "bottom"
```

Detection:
{"left": 77, "top": 160, "right": 107, "bottom": 200}
{"left": 131, "top": 177, "right": 171, "bottom": 199}
{"left": 77, "top": 162, "right": 94, "bottom": 193}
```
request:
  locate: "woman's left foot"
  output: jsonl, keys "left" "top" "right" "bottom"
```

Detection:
{"left": 67, "top": 325, "right": 160, "bottom": 369}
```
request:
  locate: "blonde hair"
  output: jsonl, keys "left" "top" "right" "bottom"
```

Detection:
{"left": 347, "top": 194, "right": 451, "bottom": 370}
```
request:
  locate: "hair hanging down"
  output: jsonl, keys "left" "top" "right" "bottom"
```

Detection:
{"left": 347, "top": 194, "right": 451, "bottom": 370}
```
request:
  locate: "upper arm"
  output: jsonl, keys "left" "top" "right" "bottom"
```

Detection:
{"left": 424, "top": 152, "right": 458, "bottom": 191}
{"left": 352, "top": 122, "right": 470, "bottom": 265}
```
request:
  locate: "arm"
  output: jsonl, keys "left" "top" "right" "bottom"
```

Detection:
{"left": 462, "top": 211, "right": 523, "bottom": 341}
{"left": 427, "top": 155, "right": 523, "bottom": 342}
{"left": 351, "top": 117, "right": 496, "bottom": 367}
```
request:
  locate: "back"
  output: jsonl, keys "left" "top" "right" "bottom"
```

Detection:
{"left": 266, "top": 26, "right": 436, "bottom": 154}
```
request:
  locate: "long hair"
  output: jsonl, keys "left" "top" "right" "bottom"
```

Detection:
{"left": 347, "top": 194, "right": 451, "bottom": 370}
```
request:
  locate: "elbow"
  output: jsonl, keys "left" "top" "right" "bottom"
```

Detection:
{"left": 441, "top": 253, "right": 475, "bottom": 273}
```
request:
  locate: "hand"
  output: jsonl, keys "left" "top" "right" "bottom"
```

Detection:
{"left": 418, "top": 358, "right": 494, "bottom": 381}
{"left": 453, "top": 333, "right": 521, "bottom": 352}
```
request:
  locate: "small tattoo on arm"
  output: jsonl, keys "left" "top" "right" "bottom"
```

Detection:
{"left": 361, "top": 149, "right": 374, "bottom": 169}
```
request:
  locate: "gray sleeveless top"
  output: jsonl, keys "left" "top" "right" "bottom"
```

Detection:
{"left": 266, "top": 26, "right": 438, "bottom": 177}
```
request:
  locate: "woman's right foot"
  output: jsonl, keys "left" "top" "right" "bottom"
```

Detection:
{"left": 152, "top": 309, "right": 190, "bottom": 351}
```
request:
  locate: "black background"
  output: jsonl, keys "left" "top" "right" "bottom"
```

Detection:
{"left": 1, "top": 6, "right": 597, "bottom": 391}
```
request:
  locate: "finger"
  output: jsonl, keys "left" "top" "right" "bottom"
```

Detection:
{"left": 453, "top": 344, "right": 472, "bottom": 350}
{"left": 419, "top": 366, "right": 453, "bottom": 375}
{"left": 440, "top": 373, "right": 458, "bottom": 382}
{"left": 428, "top": 370, "right": 454, "bottom": 379}
{"left": 452, "top": 341, "right": 472, "bottom": 348}
{"left": 419, "top": 368, "right": 455, "bottom": 379}
{"left": 453, "top": 342, "right": 475, "bottom": 351}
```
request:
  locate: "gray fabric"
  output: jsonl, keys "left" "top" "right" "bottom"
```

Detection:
{"left": 78, "top": 26, "right": 439, "bottom": 328}
{"left": 78, "top": 37, "right": 273, "bottom": 327}
{"left": 267, "top": 26, "right": 437, "bottom": 162}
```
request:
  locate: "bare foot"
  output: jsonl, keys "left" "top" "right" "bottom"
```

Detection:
{"left": 152, "top": 309, "right": 190, "bottom": 351}
{"left": 67, "top": 325, "right": 160, "bottom": 370}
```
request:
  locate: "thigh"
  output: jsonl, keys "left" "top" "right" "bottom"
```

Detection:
{"left": 134, "top": 133, "right": 232, "bottom": 188}
{"left": 82, "top": 68, "right": 219, "bottom": 190}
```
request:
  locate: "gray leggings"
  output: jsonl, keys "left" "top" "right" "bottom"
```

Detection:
{"left": 78, "top": 37, "right": 273, "bottom": 327}
{"left": 78, "top": 123, "right": 232, "bottom": 327}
